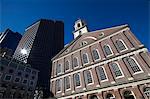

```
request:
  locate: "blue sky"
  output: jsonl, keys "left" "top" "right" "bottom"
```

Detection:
{"left": 1, "top": 0, "right": 150, "bottom": 50}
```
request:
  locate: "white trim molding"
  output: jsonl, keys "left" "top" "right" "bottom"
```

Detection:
{"left": 103, "top": 44, "right": 114, "bottom": 57}
{"left": 57, "top": 79, "right": 150, "bottom": 99}
{"left": 116, "top": 39, "right": 128, "bottom": 52}
{"left": 51, "top": 48, "right": 148, "bottom": 81}
{"left": 53, "top": 27, "right": 130, "bottom": 62}
{"left": 82, "top": 53, "right": 90, "bottom": 65}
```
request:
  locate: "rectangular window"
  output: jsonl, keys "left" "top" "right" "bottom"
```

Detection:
{"left": 4, "top": 75, "right": 12, "bottom": 81}
{"left": 25, "top": 68, "right": 31, "bottom": 73}
{"left": 14, "top": 77, "right": 21, "bottom": 83}
{"left": 22, "top": 79, "right": 28, "bottom": 84}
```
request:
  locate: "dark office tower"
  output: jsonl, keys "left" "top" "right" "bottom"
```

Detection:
{"left": 13, "top": 19, "right": 64, "bottom": 97}
{"left": 0, "top": 29, "right": 22, "bottom": 56}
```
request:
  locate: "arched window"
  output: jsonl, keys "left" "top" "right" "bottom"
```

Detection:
{"left": 82, "top": 53, "right": 89, "bottom": 64}
{"left": 73, "top": 57, "right": 78, "bottom": 68}
{"left": 98, "top": 66, "right": 107, "bottom": 81}
{"left": 144, "top": 87, "right": 150, "bottom": 98}
{"left": 110, "top": 63, "right": 123, "bottom": 77}
{"left": 85, "top": 70, "right": 93, "bottom": 84}
{"left": 65, "top": 61, "right": 70, "bottom": 71}
{"left": 90, "top": 95, "right": 98, "bottom": 99}
{"left": 74, "top": 73, "right": 80, "bottom": 87}
{"left": 116, "top": 40, "right": 127, "bottom": 51}
{"left": 103, "top": 45, "right": 113, "bottom": 56}
{"left": 65, "top": 76, "right": 70, "bottom": 90}
{"left": 125, "top": 57, "right": 142, "bottom": 73}
{"left": 123, "top": 90, "right": 135, "bottom": 99}
{"left": 106, "top": 93, "right": 115, "bottom": 99}
{"left": 56, "top": 79, "right": 61, "bottom": 92}
{"left": 77, "top": 23, "right": 81, "bottom": 28}
{"left": 56, "top": 64, "right": 61, "bottom": 75}
{"left": 92, "top": 49, "right": 100, "bottom": 60}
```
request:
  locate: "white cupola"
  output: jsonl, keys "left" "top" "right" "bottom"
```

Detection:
{"left": 73, "top": 19, "right": 88, "bottom": 39}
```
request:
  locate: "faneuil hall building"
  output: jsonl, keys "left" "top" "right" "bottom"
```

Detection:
{"left": 50, "top": 19, "right": 150, "bottom": 99}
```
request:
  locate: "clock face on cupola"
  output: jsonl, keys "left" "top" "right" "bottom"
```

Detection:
{"left": 73, "top": 19, "right": 89, "bottom": 39}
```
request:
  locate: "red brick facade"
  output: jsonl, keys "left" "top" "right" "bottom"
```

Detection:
{"left": 50, "top": 24, "right": 150, "bottom": 99}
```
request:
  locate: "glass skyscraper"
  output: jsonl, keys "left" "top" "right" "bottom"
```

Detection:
{"left": 13, "top": 19, "right": 64, "bottom": 97}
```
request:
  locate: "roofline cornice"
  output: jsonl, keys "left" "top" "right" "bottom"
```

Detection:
{"left": 52, "top": 24, "right": 129, "bottom": 61}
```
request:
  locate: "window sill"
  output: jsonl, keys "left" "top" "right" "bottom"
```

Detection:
{"left": 133, "top": 71, "right": 144, "bottom": 75}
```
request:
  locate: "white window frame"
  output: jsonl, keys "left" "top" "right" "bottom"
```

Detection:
{"left": 144, "top": 87, "right": 150, "bottom": 97}
{"left": 74, "top": 73, "right": 82, "bottom": 88}
{"left": 103, "top": 44, "right": 114, "bottom": 57}
{"left": 65, "top": 76, "right": 71, "bottom": 91}
{"left": 80, "top": 41, "right": 88, "bottom": 47}
{"left": 22, "top": 79, "right": 28, "bottom": 85}
{"left": 56, "top": 63, "right": 62, "bottom": 75}
{"left": 131, "top": 91, "right": 136, "bottom": 99}
{"left": 56, "top": 79, "right": 62, "bottom": 93}
{"left": 112, "top": 62, "right": 124, "bottom": 79}
{"left": 73, "top": 57, "right": 79, "bottom": 69}
{"left": 83, "top": 53, "right": 90, "bottom": 65}
{"left": 92, "top": 48, "right": 101, "bottom": 61}
{"left": 55, "top": 63, "right": 57, "bottom": 76}
{"left": 86, "top": 70, "right": 94, "bottom": 85}
{"left": 4, "top": 74, "right": 12, "bottom": 81}
{"left": 99, "top": 32, "right": 105, "bottom": 38}
{"left": 106, "top": 93, "right": 116, "bottom": 99}
{"left": 129, "top": 57, "right": 144, "bottom": 75}
{"left": 14, "top": 76, "right": 21, "bottom": 83}
{"left": 65, "top": 60, "right": 70, "bottom": 72}
{"left": 99, "top": 66, "right": 108, "bottom": 82}
{"left": 123, "top": 90, "right": 136, "bottom": 99}
{"left": 116, "top": 39, "right": 128, "bottom": 52}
